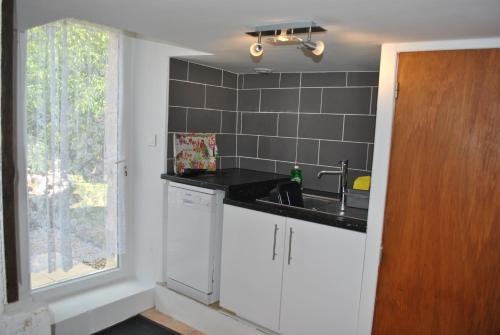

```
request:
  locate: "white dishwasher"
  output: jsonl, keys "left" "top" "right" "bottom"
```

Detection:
{"left": 166, "top": 182, "right": 224, "bottom": 304}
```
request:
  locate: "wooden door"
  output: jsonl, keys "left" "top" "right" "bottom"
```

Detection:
{"left": 280, "top": 218, "right": 366, "bottom": 335}
{"left": 219, "top": 205, "right": 286, "bottom": 332}
{"left": 372, "top": 49, "right": 500, "bottom": 335}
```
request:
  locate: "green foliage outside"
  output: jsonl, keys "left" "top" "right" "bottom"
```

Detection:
{"left": 26, "top": 20, "right": 115, "bottom": 269}
{"left": 26, "top": 20, "right": 109, "bottom": 182}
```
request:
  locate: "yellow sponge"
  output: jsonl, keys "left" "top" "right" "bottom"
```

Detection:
{"left": 353, "top": 176, "right": 371, "bottom": 191}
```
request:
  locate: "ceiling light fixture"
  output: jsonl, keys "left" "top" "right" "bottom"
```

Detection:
{"left": 277, "top": 29, "right": 290, "bottom": 42}
{"left": 247, "top": 21, "right": 326, "bottom": 58}
{"left": 249, "top": 32, "right": 264, "bottom": 57}
{"left": 300, "top": 26, "right": 325, "bottom": 56}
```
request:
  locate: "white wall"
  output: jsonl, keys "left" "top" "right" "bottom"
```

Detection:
{"left": 0, "top": 31, "right": 207, "bottom": 333}
{"left": 125, "top": 36, "right": 208, "bottom": 285}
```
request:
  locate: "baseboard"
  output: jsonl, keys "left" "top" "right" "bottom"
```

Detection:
{"left": 155, "top": 284, "right": 276, "bottom": 335}
{"left": 51, "top": 281, "right": 155, "bottom": 335}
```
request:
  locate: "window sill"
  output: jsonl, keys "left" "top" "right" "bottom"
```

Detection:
{"left": 48, "top": 279, "right": 154, "bottom": 324}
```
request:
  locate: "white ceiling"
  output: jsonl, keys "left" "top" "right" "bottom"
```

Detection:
{"left": 18, "top": 0, "right": 500, "bottom": 73}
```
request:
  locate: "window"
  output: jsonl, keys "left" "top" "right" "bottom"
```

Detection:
{"left": 25, "top": 20, "right": 124, "bottom": 290}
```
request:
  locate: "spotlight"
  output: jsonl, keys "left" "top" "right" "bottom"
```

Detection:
{"left": 301, "top": 26, "right": 325, "bottom": 56}
{"left": 249, "top": 32, "right": 263, "bottom": 57}
{"left": 302, "top": 40, "right": 325, "bottom": 56}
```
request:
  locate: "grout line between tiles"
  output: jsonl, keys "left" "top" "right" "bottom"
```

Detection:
{"left": 369, "top": 87, "right": 373, "bottom": 115}
{"left": 295, "top": 73, "right": 302, "bottom": 164}
{"left": 237, "top": 156, "right": 372, "bottom": 172}
{"left": 317, "top": 140, "right": 321, "bottom": 165}
{"left": 233, "top": 133, "right": 373, "bottom": 144}
{"left": 319, "top": 87, "right": 324, "bottom": 113}
{"left": 170, "top": 78, "right": 237, "bottom": 90}
{"left": 365, "top": 144, "right": 370, "bottom": 170}
{"left": 186, "top": 59, "right": 238, "bottom": 75}
{"left": 341, "top": 115, "right": 346, "bottom": 141}
{"left": 204, "top": 85, "right": 207, "bottom": 108}
{"left": 258, "top": 89, "right": 262, "bottom": 112}
{"left": 219, "top": 111, "right": 223, "bottom": 133}
{"left": 256, "top": 136, "right": 260, "bottom": 158}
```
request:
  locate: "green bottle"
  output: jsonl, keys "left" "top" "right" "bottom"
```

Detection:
{"left": 290, "top": 165, "right": 303, "bottom": 185}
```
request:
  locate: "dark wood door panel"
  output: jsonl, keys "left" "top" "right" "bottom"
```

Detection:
{"left": 372, "top": 49, "right": 500, "bottom": 335}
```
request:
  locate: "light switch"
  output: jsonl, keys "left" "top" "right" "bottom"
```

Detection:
{"left": 148, "top": 134, "right": 157, "bottom": 147}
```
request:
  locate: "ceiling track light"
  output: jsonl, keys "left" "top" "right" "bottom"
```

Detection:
{"left": 249, "top": 32, "right": 264, "bottom": 57}
{"left": 299, "top": 26, "right": 325, "bottom": 56}
{"left": 247, "top": 21, "right": 326, "bottom": 58}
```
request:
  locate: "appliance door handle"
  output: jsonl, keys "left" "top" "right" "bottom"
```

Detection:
{"left": 272, "top": 224, "right": 279, "bottom": 260}
{"left": 288, "top": 227, "right": 294, "bottom": 265}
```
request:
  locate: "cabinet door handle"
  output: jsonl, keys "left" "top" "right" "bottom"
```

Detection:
{"left": 288, "top": 227, "right": 294, "bottom": 265}
{"left": 272, "top": 224, "right": 279, "bottom": 260}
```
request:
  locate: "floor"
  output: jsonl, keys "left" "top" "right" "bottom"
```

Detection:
{"left": 141, "top": 309, "right": 205, "bottom": 335}
{"left": 95, "top": 315, "right": 180, "bottom": 335}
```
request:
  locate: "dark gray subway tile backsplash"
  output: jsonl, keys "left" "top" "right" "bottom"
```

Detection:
{"left": 237, "top": 89, "right": 260, "bottom": 112}
{"left": 168, "top": 107, "right": 187, "bottom": 132}
{"left": 322, "top": 87, "right": 371, "bottom": 114}
{"left": 237, "top": 135, "right": 258, "bottom": 157}
{"left": 241, "top": 113, "right": 278, "bottom": 136}
{"left": 301, "top": 72, "right": 346, "bottom": 87}
{"left": 167, "top": 57, "right": 378, "bottom": 188}
{"left": 222, "top": 71, "right": 237, "bottom": 89}
{"left": 221, "top": 111, "right": 237, "bottom": 133}
{"left": 277, "top": 114, "right": 298, "bottom": 137}
{"left": 239, "top": 157, "right": 275, "bottom": 173}
{"left": 169, "top": 80, "right": 205, "bottom": 108}
{"left": 170, "top": 58, "right": 188, "bottom": 80}
{"left": 318, "top": 141, "right": 368, "bottom": 170}
{"left": 260, "top": 89, "right": 299, "bottom": 113}
{"left": 186, "top": 109, "right": 221, "bottom": 133}
{"left": 298, "top": 114, "right": 343, "bottom": 140}
{"left": 297, "top": 139, "right": 319, "bottom": 164}
{"left": 258, "top": 136, "right": 296, "bottom": 162}
{"left": 280, "top": 73, "right": 300, "bottom": 88}
{"left": 343, "top": 115, "right": 376, "bottom": 142}
{"left": 242, "top": 73, "right": 280, "bottom": 88}
{"left": 167, "top": 59, "right": 238, "bottom": 172}
{"left": 205, "top": 85, "right": 237, "bottom": 111}
{"left": 299, "top": 88, "right": 322, "bottom": 113}
{"left": 188, "top": 62, "right": 222, "bottom": 86}
{"left": 347, "top": 71, "right": 379, "bottom": 86}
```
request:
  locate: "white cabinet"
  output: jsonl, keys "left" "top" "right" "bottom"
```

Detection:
{"left": 220, "top": 205, "right": 286, "bottom": 331}
{"left": 280, "top": 218, "right": 366, "bottom": 335}
{"left": 220, "top": 205, "right": 366, "bottom": 335}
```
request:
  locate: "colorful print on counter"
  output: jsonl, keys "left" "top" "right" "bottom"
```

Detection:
{"left": 174, "top": 133, "right": 218, "bottom": 174}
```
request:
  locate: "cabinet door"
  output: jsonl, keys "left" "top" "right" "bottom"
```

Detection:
{"left": 280, "top": 218, "right": 366, "bottom": 335}
{"left": 220, "top": 205, "right": 286, "bottom": 331}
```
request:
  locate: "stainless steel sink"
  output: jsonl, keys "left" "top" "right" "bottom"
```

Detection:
{"left": 302, "top": 193, "right": 339, "bottom": 210}
{"left": 256, "top": 192, "right": 367, "bottom": 221}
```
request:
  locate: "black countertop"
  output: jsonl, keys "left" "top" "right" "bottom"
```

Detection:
{"left": 161, "top": 168, "right": 289, "bottom": 191}
{"left": 161, "top": 168, "right": 367, "bottom": 233}
{"left": 223, "top": 197, "right": 367, "bottom": 233}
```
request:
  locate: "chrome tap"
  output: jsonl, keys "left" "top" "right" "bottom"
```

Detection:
{"left": 317, "top": 160, "right": 348, "bottom": 211}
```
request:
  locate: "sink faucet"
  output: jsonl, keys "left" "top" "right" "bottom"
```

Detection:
{"left": 317, "top": 160, "right": 348, "bottom": 211}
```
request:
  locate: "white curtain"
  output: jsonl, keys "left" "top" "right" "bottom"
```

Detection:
{"left": 25, "top": 19, "right": 124, "bottom": 276}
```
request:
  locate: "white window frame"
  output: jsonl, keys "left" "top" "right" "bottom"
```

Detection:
{"left": 16, "top": 27, "right": 132, "bottom": 303}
